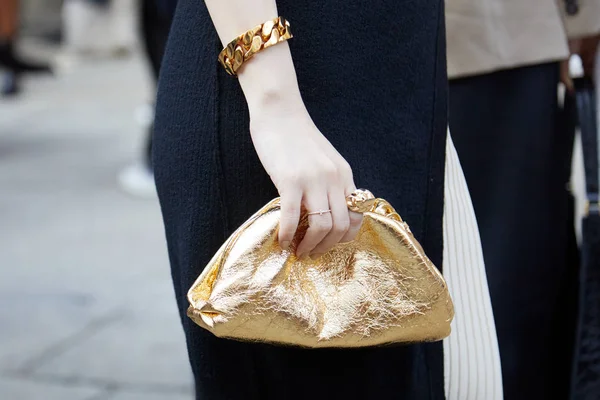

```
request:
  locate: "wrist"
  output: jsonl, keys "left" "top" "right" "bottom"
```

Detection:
{"left": 237, "top": 42, "right": 304, "bottom": 115}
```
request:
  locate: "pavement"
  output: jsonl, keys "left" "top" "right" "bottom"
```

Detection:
{"left": 0, "top": 45, "right": 194, "bottom": 400}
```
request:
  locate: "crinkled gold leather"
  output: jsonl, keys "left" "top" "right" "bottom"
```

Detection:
{"left": 187, "top": 190, "right": 454, "bottom": 348}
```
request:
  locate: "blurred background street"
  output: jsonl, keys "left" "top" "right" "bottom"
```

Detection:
{"left": 0, "top": 1, "right": 594, "bottom": 400}
{"left": 0, "top": 5, "right": 193, "bottom": 398}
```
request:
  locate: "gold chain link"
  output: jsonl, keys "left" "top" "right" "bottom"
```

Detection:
{"left": 218, "top": 17, "right": 293, "bottom": 76}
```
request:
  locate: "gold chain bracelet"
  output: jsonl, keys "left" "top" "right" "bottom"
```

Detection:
{"left": 218, "top": 17, "right": 293, "bottom": 76}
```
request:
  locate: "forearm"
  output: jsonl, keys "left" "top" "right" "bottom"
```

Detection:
{"left": 204, "top": 0, "right": 303, "bottom": 114}
{"left": 204, "top": 0, "right": 278, "bottom": 45}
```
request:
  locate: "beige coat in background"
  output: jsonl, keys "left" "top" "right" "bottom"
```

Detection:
{"left": 446, "top": 0, "right": 600, "bottom": 79}
{"left": 562, "top": 0, "right": 600, "bottom": 38}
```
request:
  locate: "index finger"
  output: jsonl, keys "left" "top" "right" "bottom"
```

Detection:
{"left": 278, "top": 187, "right": 302, "bottom": 250}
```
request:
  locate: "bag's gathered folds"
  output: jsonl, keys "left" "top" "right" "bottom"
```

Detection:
{"left": 188, "top": 189, "right": 455, "bottom": 348}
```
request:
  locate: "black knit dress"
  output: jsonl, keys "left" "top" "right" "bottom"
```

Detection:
{"left": 153, "top": 1, "right": 449, "bottom": 399}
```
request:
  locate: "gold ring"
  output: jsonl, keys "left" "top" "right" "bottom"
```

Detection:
{"left": 307, "top": 209, "right": 332, "bottom": 216}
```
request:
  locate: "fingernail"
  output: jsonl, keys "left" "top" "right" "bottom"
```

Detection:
{"left": 281, "top": 241, "right": 290, "bottom": 250}
{"left": 310, "top": 253, "right": 324, "bottom": 261}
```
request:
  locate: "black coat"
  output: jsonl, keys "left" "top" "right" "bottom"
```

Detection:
{"left": 153, "top": 0, "right": 448, "bottom": 398}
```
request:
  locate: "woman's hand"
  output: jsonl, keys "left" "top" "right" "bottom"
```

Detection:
{"left": 230, "top": 43, "right": 362, "bottom": 259}
{"left": 201, "top": 0, "right": 362, "bottom": 258}
{"left": 248, "top": 95, "right": 362, "bottom": 259}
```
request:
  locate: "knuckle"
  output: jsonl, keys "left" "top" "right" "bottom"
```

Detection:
{"left": 279, "top": 233, "right": 294, "bottom": 243}
{"left": 344, "top": 231, "right": 359, "bottom": 242}
{"left": 334, "top": 219, "right": 350, "bottom": 234}
{"left": 279, "top": 173, "right": 302, "bottom": 189}
{"left": 338, "top": 161, "right": 353, "bottom": 180}
{"left": 290, "top": 160, "right": 343, "bottom": 187}
{"left": 320, "top": 162, "right": 338, "bottom": 181}
{"left": 349, "top": 212, "right": 363, "bottom": 226}
{"left": 312, "top": 245, "right": 329, "bottom": 254}
{"left": 278, "top": 223, "right": 296, "bottom": 237}
{"left": 281, "top": 207, "right": 301, "bottom": 219}
{"left": 295, "top": 173, "right": 314, "bottom": 187}
{"left": 279, "top": 222, "right": 295, "bottom": 233}
{"left": 312, "top": 218, "right": 333, "bottom": 233}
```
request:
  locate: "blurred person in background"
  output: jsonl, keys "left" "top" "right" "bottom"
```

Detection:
{"left": 445, "top": 0, "right": 600, "bottom": 399}
{"left": 60, "top": 0, "right": 138, "bottom": 60}
{"left": 118, "top": 0, "right": 176, "bottom": 197}
{"left": 0, "top": 0, "right": 52, "bottom": 96}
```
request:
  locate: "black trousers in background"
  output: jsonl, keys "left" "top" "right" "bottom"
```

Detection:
{"left": 449, "top": 62, "right": 579, "bottom": 400}
{"left": 139, "top": 0, "right": 173, "bottom": 170}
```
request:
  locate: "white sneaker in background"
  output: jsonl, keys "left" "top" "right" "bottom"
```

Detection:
{"left": 134, "top": 103, "right": 155, "bottom": 127}
{"left": 118, "top": 163, "right": 156, "bottom": 199}
{"left": 62, "top": 0, "right": 138, "bottom": 56}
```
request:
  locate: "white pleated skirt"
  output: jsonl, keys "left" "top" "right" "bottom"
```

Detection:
{"left": 443, "top": 133, "right": 504, "bottom": 399}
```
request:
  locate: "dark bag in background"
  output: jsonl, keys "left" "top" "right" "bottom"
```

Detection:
{"left": 570, "top": 76, "right": 600, "bottom": 400}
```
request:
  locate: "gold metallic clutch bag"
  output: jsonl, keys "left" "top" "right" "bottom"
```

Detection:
{"left": 187, "top": 190, "right": 454, "bottom": 348}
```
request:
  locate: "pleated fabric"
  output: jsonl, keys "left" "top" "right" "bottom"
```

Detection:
{"left": 443, "top": 134, "right": 504, "bottom": 400}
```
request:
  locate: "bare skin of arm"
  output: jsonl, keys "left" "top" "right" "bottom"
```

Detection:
{"left": 203, "top": 0, "right": 362, "bottom": 259}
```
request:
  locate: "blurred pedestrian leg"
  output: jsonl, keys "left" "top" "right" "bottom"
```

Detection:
{"left": 0, "top": 0, "right": 52, "bottom": 96}
{"left": 444, "top": 0, "right": 600, "bottom": 398}
{"left": 61, "top": 0, "right": 137, "bottom": 60}
{"left": 118, "top": 0, "right": 175, "bottom": 198}
{"left": 140, "top": 0, "right": 172, "bottom": 170}
{"left": 448, "top": 63, "right": 578, "bottom": 400}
